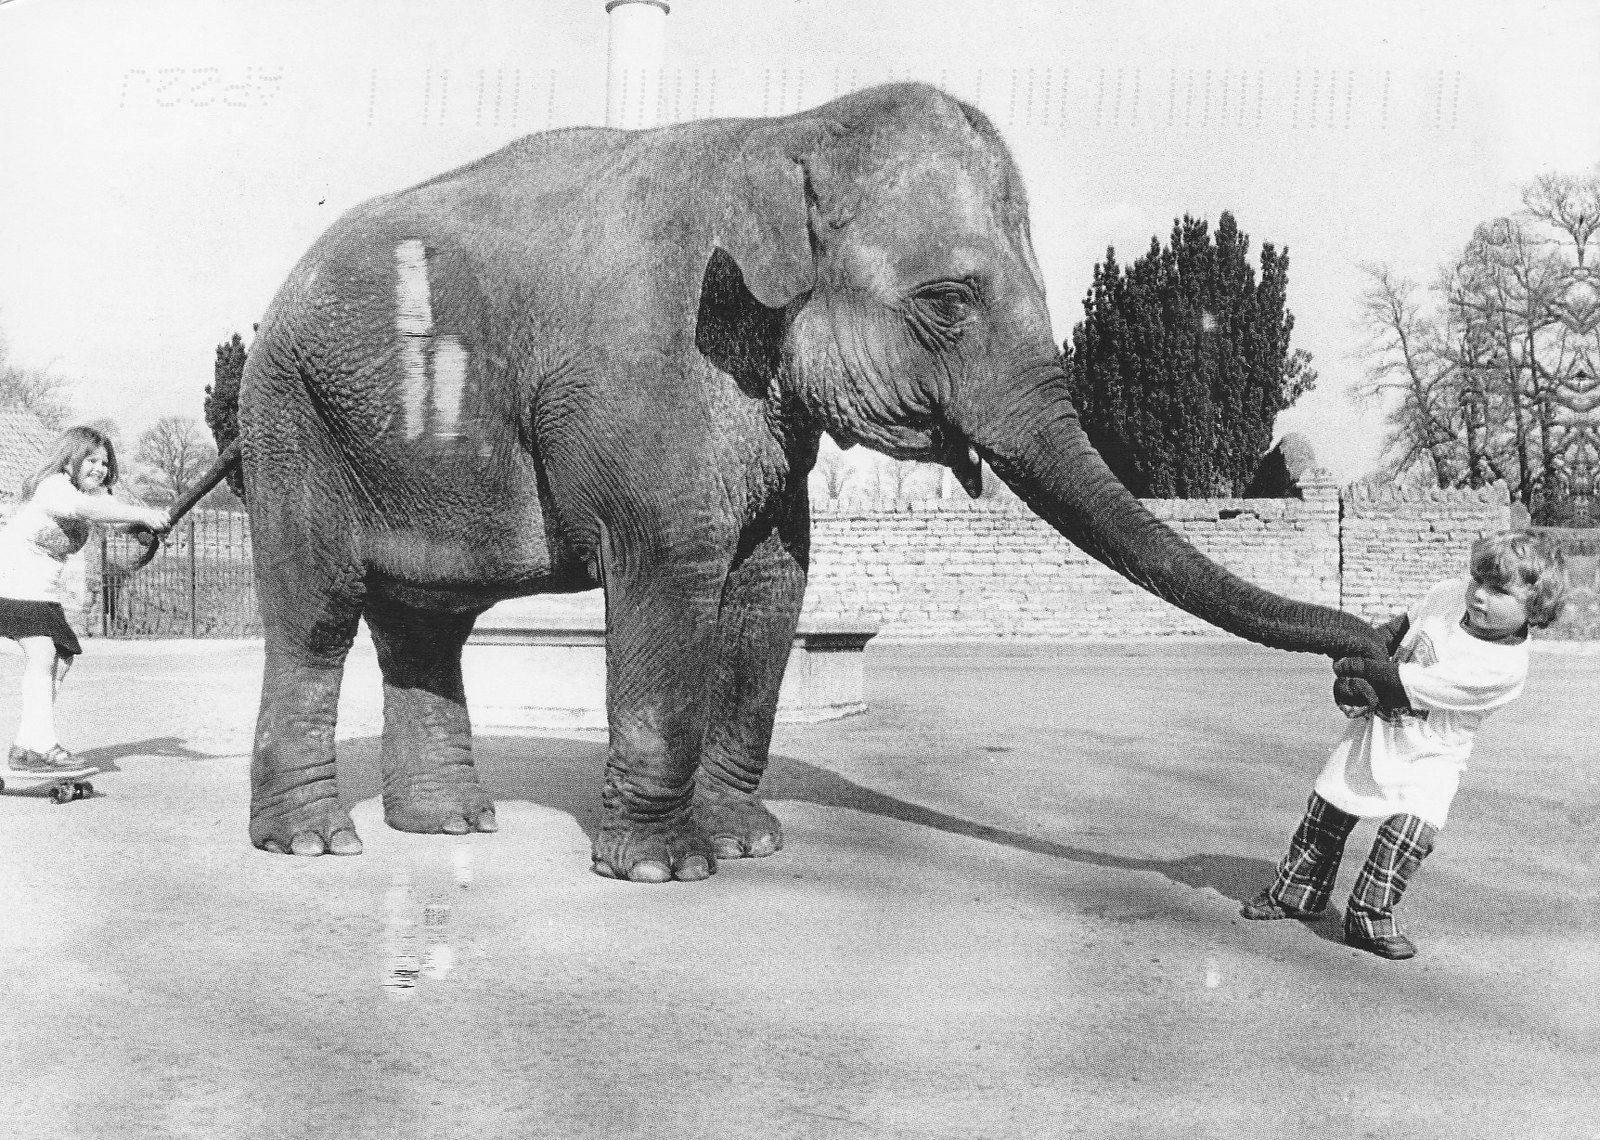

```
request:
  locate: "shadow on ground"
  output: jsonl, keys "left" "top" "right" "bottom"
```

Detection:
{"left": 330, "top": 732, "right": 1283, "bottom": 910}
{"left": 70, "top": 735, "right": 223, "bottom": 773}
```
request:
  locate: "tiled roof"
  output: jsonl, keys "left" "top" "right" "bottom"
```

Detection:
{"left": 0, "top": 406, "right": 54, "bottom": 501}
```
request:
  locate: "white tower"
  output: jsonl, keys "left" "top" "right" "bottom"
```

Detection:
{"left": 605, "top": 0, "right": 670, "bottom": 129}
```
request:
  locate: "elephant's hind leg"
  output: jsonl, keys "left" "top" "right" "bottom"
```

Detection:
{"left": 365, "top": 601, "right": 497, "bottom": 836}
{"left": 251, "top": 584, "right": 365, "bottom": 857}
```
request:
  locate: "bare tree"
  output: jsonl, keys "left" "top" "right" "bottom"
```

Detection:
{"left": 133, "top": 415, "right": 217, "bottom": 505}
{"left": 1521, "top": 172, "right": 1600, "bottom": 268}
{"left": 811, "top": 442, "right": 853, "bottom": 503}
{"left": 868, "top": 455, "right": 943, "bottom": 505}
{"left": 1353, "top": 265, "right": 1464, "bottom": 485}
{"left": 1356, "top": 170, "right": 1600, "bottom": 523}
{"left": 870, "top": 455, "right": 914, "bottom": 504}
{"left": 0, "top": 328, "right": 76, "bottom": 430}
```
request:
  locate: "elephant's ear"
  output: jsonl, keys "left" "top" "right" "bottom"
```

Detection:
{"left": 717, "top": 122, "right": 830, "bottom": 310}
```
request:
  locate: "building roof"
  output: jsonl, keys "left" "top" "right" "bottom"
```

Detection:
{"left": 0, "top": 405, "right": 55, "bottom": 501}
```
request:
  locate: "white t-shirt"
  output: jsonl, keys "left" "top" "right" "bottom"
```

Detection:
{"left": 0, "top": 474, "right": 98, "bottom": 603}
{"left": 1313, "top": 578, "right": 1528, "bottom": 829}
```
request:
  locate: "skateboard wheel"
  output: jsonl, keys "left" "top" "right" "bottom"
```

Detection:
{"left": 75, "top": 781, "right": 94, "bottom": 798}
{"left": 49, "top": 784, "right": 73, "bottom": 805}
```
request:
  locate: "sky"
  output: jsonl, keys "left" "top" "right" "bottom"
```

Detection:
{"left": 1, "top": 0, "right": 1597, "bottom": 482}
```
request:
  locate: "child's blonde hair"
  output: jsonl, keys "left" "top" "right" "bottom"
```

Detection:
{"left": 1470, "top": 530, "right": 1569, "bottom": 629}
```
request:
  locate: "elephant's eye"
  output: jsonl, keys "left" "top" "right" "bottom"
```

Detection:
{"left": 906, "top": 280, "right": 978, "bottom": 351}
{"left": 915, "top": 281, "right": 977, "bottom": 325}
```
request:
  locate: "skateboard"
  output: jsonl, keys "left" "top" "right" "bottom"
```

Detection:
{"left": 0, "top": 767, "right": 99, "bottom": 804}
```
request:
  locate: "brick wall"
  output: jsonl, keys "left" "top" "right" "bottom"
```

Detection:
{"left": 803, "top": 477, "right": 1512, "bottom": 639}
{"left": 1340, "top": 482, "right": 1513, "bottom": 623}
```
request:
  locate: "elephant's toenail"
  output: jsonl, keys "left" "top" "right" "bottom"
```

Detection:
{"left": 290, "top": 833, "right": 327, "bottom": 857}
{"left": 329, "top": 831, "right": 364, "bottom": 856}
{"left": 675, "top": 857, "right": 713, "bottom": 881}
{"left": 747, "top": 834, "right": 780, "bottom": 857}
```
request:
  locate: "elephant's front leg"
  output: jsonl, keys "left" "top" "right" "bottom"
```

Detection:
{"left": 592, "top": 540, "right": 727, "bottom": 884}
{"left": 365, "top": 601, "right": 498, "bottom": 836}
{"left": 695, "top": 509, "right": 808, "bottom": 860}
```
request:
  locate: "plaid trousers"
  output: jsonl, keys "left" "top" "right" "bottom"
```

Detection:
{"left": 1267, "top": 792, "right": 1438, "bottom": 938}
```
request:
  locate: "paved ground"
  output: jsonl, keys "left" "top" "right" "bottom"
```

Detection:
{"left": 1, "top": 634, "right": 1596, "bottom": 1140}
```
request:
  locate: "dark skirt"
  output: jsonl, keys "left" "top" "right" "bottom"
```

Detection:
{"left": 0, "top": 597, "right": 83, "bottom": 658}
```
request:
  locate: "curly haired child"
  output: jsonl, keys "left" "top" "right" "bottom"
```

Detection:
{"left": 1242, "top": 530, "right": 1568, "bottom": 959}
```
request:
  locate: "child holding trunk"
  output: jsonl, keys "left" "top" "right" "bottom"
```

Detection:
{"left": 1242, "top": 530, "right": 1568, "bottom": 960}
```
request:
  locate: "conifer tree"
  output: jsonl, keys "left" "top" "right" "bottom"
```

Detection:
{"left": 1064, "top": 212, "right": 1316, "bottom": 497}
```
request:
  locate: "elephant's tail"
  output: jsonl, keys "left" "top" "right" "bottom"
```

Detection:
{"left": 169, "top": 440, "right": 245, "bottom": 528}
{"left": 121, "top": 439, "right": 245, "bottom": 571}
{"left": 203, "top": 331, "right": 249, "bottom": 501}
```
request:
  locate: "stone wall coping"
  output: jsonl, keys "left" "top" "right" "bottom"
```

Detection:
{"left": 815, "top": 481, "right": 1513, "bottom": 515}
{"left": 812, "top": 495, "right": 1332, "bottom": 518}
{"left": 1342, "top": 480, "right": 1511, "bottom": 505}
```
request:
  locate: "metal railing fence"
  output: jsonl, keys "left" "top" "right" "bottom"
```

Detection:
{"left": 98, "top": 510, "right": 260, "bottom": 638}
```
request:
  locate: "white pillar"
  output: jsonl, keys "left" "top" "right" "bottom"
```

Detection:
{"left": 605, "top": 0, "right": 670, "bottom": 129}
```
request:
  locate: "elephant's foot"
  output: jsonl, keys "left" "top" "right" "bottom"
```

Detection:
{"left": 694, "top": 784, "right": 783, "bottom": 859}
{"left": 592, "top": 817, "right": 717, "bottom": 883}
{"left": 383, "top": 781, "right": 498, "bottom": 836}
{"left": 251, "top": 802, "right": 365, "bottom": 857}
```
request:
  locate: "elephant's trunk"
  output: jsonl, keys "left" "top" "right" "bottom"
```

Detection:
{"left": 951, "top": 366, "right": 1386, "bottom": 661}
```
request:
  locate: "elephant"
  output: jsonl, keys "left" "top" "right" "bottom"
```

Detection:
{"left": 226, "top": 82, "right": 1385, "bottom": 881}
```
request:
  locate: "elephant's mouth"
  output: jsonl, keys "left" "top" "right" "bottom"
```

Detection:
{"left": 935, "top": 425, "right": 984, "bottom": 499}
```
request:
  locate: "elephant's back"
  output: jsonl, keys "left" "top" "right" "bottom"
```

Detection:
{"left": 240, "top": 123, "right": 666, "bottom": 476}
{"left": 356, "top": 116, "right": 757, "bottom": 253}
{"left": 404, "top": 126, "right": 629, "bottom": 200}
{"left": 240, "top": 254, "right": 578, "bottom": 598}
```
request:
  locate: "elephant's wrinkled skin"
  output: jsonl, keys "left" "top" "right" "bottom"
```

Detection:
{"left": 237, "top": 83, "right": 1384, "bottom": 878}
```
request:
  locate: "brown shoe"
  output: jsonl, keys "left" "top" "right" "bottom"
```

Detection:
{"left": 1240, "top": 890, "right": 1323, "bottom": 920}
{"left": 1344, "top": 921, "right": 1418, "bottom": 960}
